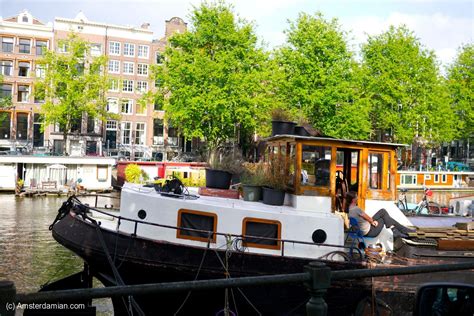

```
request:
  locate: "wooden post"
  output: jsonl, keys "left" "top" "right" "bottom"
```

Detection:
{"left": 305, "top": 262, "right": 331, "bottom": 316}
{"left": 0, "top": 281, "right": 16, "bottom": 316}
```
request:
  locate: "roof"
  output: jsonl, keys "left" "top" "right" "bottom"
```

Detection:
{"left": 265, "top": 134, "right": 408, "bottom": 148}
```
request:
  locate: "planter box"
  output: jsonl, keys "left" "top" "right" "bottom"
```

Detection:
{"left": 205, "top": 168, "right": 232, "bottom": 189}
{"left": 242, "top": 185, "right": 262, "bottom": 201}
{"left": 262, "top": 187, "right": 285, "bottom": 206}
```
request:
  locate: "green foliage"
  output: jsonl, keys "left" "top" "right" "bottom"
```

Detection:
{"left": 276, "top": 12, "right": 370, "bottom": 140}
{"left": 446, "top": 44, "right": 474, "bottom": 140}
{"left": 151, "top": 1, "right": 276, "bottom": 151}
{"left": 34, "top": 33, "right": 110, "bottom": 154}
{"left": 125, "top": 164, "right": 149, "bottom": 184}
{"left": 360, "top": 25, "right": 456, "bottom": 145}
{"left": 207, "top": 147, "right": 244, "bottom": 174}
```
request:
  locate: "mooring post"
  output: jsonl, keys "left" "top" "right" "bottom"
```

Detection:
{"left": 0, "top": 281, "right": 16, "bottom": 316}
{"left": 304, "top": 262, "right": 331, "bottom": 316}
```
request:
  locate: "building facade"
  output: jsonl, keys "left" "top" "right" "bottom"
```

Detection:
{"left": 0, "top": 10, "right": 189, "bottom": 161}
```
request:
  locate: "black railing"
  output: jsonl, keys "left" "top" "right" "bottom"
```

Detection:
{"left": 1, "top": 261, "right": 473, "bottom": 316}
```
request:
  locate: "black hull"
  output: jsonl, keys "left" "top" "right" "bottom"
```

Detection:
{"left": 52, "top": 213, "right": 472, "bottom": 315}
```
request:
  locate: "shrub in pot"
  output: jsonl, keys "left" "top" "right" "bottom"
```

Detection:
{"left": 240, "top": 162, "right": 266, "bottom": 201}
{"left": 206, "top": 148, "right": 244, "bottom": 189}
{"left": 262, "top": 154, "right": 289, "bottom": 206}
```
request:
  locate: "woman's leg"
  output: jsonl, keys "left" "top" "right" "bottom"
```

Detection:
{"left": 365, "top": 218, "right": 385, "bottom": 237}
{"left": 372, "top": 208, "right": 411, "bottom": 233}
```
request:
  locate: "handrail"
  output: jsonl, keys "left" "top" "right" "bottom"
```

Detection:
{"left": 70, "top": 197, "right": 352, "bottom": 256}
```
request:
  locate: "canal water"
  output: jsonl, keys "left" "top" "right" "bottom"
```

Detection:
{"left": 0, "top": 193, "right": 114, "bottom": 315}
{"left": 0, "top": 190, "right": 472, "bottom": 315}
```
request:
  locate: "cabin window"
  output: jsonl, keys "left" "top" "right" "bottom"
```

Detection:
{"left": 289, "top": 144, "right": 296, "bottom": 185}
{"left": 442, "top": 174, "right": 447, "bottom": 183}
{"left": 177, "top": 209, "right": 217, "bottom": 243}
{"left": 434, "top": 174, "right": 439, "bottom": 183}
{"left": 368, "top": 153, "right": 384, "bottom": 189}
{"left": 242, "top": 218, "right": 281, "bottom": 250}
{"left": 424, "top": 175, "right": 431, "bottom": 180}
{"left": 301, "top": 145, "right": 331, "bottom": 187}
{"left": 401, "top": 174, "right": 417, "bottom": 185}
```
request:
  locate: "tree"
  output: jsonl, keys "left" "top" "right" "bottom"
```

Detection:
{"left": 276, "top": 12, "right": 370, "bottom": 139}
{"left": 360, "top": 26, "right": 456, "bottom": 145}
{"left": 446, "top": 44, "right": 474, "bottom": 141}
{"left": 35, "top": 33, "right": 109, "bottom": 155}
{"left": 151, "top": 1, "right": 275, "bottom": 161}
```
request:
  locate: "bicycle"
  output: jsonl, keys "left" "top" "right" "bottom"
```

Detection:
{"left": 397, "top": 186, "right": 442, "bottom": 216}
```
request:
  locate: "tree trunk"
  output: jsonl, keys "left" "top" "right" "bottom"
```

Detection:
{"left": 63, "top": 131, "right": 68, "bottom": 156}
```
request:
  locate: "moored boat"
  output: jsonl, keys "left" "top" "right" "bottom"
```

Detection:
{"left": 49, "top": 135, "right": 474, "bottom": 315}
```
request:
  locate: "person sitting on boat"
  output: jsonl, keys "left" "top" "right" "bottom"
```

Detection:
{"left": 346, "top": 191, "right": 414, "bottom": 238}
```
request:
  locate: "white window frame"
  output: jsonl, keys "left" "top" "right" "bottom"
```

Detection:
{"left": 136, "top": 81, "right": 148, "bottom": 94}
{"left": 123, "top": 43, "right": 135, "bottom": 57}
{"left": 123, "top": 62, "right": 134, "bottom": 75}
{"left": 138, "top": 45, "right": 149, "bottom": 58}
{"left": 108, "top": 60, "right": 120, "bottom": 74}
{"left": 108, "top": 78, "right": 119, "bottom": 92}
{"left": 424, "top": 174, "right": 431, "bottom": 181}
{"left": 0, "top": 60, "right": 13, "bottom": 76}
{"left": 121, "top": 99, "right": 133, "bottom": 114}
{"left": 434, "top": 174, "right": 440, "bottom": 183}
{"left": 17, "top": 85, "right": 30, "bottom": 103}
{"left": 137, "top": 63, "right": 148, "bottom": 76}
{"left": 441, "top": 174, "right": 447, "bottom": 183}
{"left": 35, "top": 64, "right": 45, "bottom": 79}
{"left": 106, "top": 120, "right": 117, "bottom": 130}
{"left": 90, "top": 43, "right": 102, "bottom": 56}
{"left": 401, "top": 174, "right": 417, "bottom": 185}
{"left": 107, "top": 98, "right": 119, "bottom": 113}
{"left": 121, "top": 121, "right": 131, "bottom": 145}
{"left": 122, "top": 80, "right": 134, "bottom": 93}
{"left": 135, "top": 122, "right": 146, "bottom": 145}
{"left": 109, "top": 41, "right": 120, "bottom": 55}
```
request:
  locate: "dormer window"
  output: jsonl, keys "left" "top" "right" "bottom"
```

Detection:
{"left": 22, "top": 16, "right": 29, "bottom": 23}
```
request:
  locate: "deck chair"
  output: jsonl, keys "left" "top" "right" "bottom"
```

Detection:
{"left": 345, "top": 217, "right": 380, "bottom": 257}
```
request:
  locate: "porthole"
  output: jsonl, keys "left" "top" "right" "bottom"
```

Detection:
{"left": 312, "top": 229, "right": 327, "bottom": 243}
{"left": 138, "top": 209, "right": 147, "bottom": 220}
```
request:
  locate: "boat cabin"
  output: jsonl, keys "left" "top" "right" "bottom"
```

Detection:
{"left": 265, "top": 135, "right": 405, "bottom": 212}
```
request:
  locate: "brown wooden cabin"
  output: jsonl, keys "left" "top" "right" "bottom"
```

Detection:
{"left": 265, "top": 135, "right": 406, "bottom": 211}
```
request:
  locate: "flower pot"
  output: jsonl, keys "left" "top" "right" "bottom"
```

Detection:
{"left": 262, "top": 187, "right": 285, "bottom": 206}
{"left": 271, "top": 120, "right": 296, "bottom": 136}
{"left": 294, "top": 126, "right": 310, "bottom": 136}
{"left": 205, "top": 168, "right": 232, "bottom": 189}
{"left": 242, "top": 185, "right": 262, "bottom": 202}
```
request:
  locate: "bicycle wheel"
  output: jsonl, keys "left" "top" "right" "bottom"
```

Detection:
{"left": 397, "top": 201, "right": 407, "bottom": 212}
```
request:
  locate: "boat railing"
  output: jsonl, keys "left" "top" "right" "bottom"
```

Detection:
{"left": 70, "top": 197, "right": 355, "bottom": 258}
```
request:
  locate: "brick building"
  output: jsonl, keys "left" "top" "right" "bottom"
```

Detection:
{"left": 0, "top": 10, "right": 188, "bottom": 160}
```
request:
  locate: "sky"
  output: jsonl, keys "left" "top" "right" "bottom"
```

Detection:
{"left": 1, "top": 0, "right": 473, "bottom": 68}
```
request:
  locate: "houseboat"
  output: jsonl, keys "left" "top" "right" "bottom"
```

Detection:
{"left": 0, "top": 155, "right": 115, "bottom": 192}
{"left": 397, "top": 170, "right": 474, "bottom": 190}
{"left": 49, "top": 135, "right": 474, "bottom": 315}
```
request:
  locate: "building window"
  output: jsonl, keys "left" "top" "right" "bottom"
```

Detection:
{"left": 121, "top": 99, "right": 133, "bottom": 114}
{"left": 16, "top": 113, "right": 28, "bottom": 140}
{"left": 105, "top": 120, "right": 117, "bottom": 150}
{"left": 242, "top": 218, "right": 281, "bottom": 250}
{"left": 137, "top": 63, "right": 148, "bottom": 76}
{"left": 58, "top": 41, "right": 68, "bottom": 53}
{"left": 108, "top": 78, "right": 119, "bottom": 92}
{"left": 135, "top": 123, "right": 145, "bottom": 145}
{"left": 109, "top": 41, "right": 120, "bottom": 55}
{"left": 156, "top": 52, "right": 164, "bottom": 64}
{"left": 121, "top": 122, "right": 131, "bottom": 144}
{"left": 108, "top": 60, "right": 120, "bottom": 73}
{"left": 123, "top": 62, "right": 134, "bottom": 74}
{"left": 0, "top": 112, "right": 11, "bottom": 139}
{"left": 368, "top": 152, "right": 384, "bottom": 190}
{"left": 153, "top": 119, "right": 164, "bottom": 145}
{"left": 401, "top": 174, "right": 417, "bottom": 185}
{"left": 90, "top": 43, "right": 102, "bottom": 56}
{"left": 17, "top": 85, "right": 29, "bottom": 102}
{"left": 138, "top": 45, "right": 149, "bottom": 58}
{"left": 0, "top": 84, "right": 12, "bottom": 99}
{"left": 33, "top": 114, "right": 44, "bottom": 147}
{"left": 19, "top": 39, "right": 31, "bottom": 54}
{"left": 0, "top": 61, "right": 12, "bottom": 76}
{"left": 106, "top": 98, "right": 118, "bottom": 113}
{"left": 177, "top": 209, "right": 217, "bottom": 243}
{"left": 122, "top": 80, "right": 134, "bottom": 93}
{"left": 1, "top": 37, "right": 14, "bottom": 53}
{"left": 35, "top": 64, "right": 45, "bottom": 79}
{"left": 136, "top": 101, "right": 146, "bottom": 115}
{"left": 36, "top": 40, "right": 47, "bottom": 55}
{"left": 87, "top": 116, "right": 95, "bottom": 133}
{"left": 136, "top": 81, "right": 148, "bottom": 93}
{"left": 123, "top": 43, "right": 135, "bottom": 57}
{"left": 22, "top": 16, "right": 29, "bottom": 23}
{"left": 168, "top": 123, "right": 179, "bottom": 147}
{"left": 18, "top": 62, "right": 30, "bottom": 77}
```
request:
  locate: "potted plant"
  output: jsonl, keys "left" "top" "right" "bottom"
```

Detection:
{"left": 205, "top": 148, "right": 244, "bottom": 189}
{"left": 240, "top": 162, "right": 266, "bottom": 201}
{"left": 262, "top": 154, "right": 289, "bottom": 206}
{"left": 271, "top": 108, "right": 296, "bottom": 136}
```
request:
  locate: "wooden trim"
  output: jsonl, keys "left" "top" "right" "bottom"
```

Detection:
{"left": 389, "top": 151, "right": 397, "bottom": 200}
{"left": 359, "top": 148, "right": 368, "bottom": 209}
{"left": 242, "top": 217, "right": 282, "bottom": 250}
{"left": 176, "top": 209, "right": 217, "bottom": 243}
{"left": 330, "top": 146, "right": 337, "bottom": 211}
{"left": 295, "top": 143, "right": 302, "bottom": 194}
